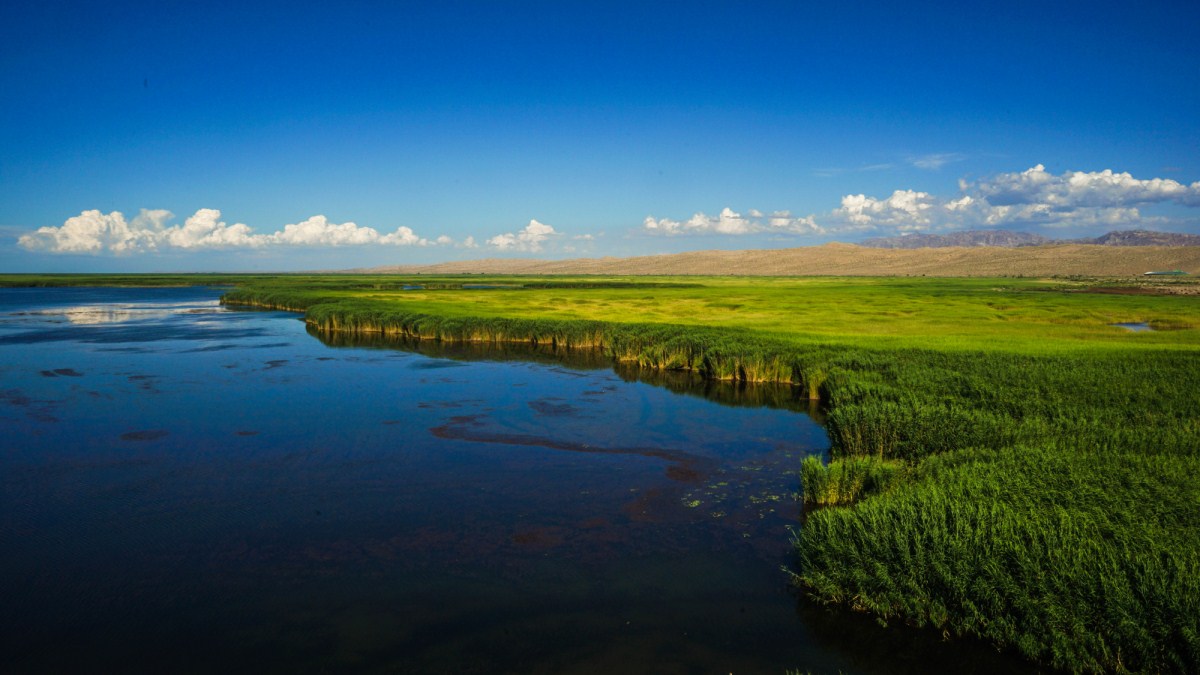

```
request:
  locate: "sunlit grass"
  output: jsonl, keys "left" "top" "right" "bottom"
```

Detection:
{"left": 7, "top": 272, "right": 1199, "bottom": 672}
{"left": 213, "top": 274, "right": 1199, "bottom": 672}
{"left": 170, "top": 273, "right": 1200, "bottom": 352}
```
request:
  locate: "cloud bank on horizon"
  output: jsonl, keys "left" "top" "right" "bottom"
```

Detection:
{"left": 17, "top": 210, "right": 447, "bottom": 254}
{"left": 644, "top": 165, "right": 1200, "bottom": 238}
{"left": 17, "top": 165, "right": 1200, "bottom": 256}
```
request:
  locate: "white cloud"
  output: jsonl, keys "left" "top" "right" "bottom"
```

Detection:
{"left": 833, "top": 190, "right": 939, "bottom": 232}
{"left": 766, "top": 212, "right": 823, "bottom": 234}
{"left": 379, "top": 226, "right": 429, "bottom": 246}
{"left": 487, "top": 219, "right": 559, "bottom": 252}
{"left": 831, "top": 165, "right": 1200, "bottom": 233}
{"left": 644, "top": 208, "right": 744, "bottom": 235}
{"left": 641, "top": 165, "right": 1200, "bottom": 239}
{"left": 166, "top": 209, "right": 261, "bottom": 249}
{"left": 268, "top": 215, "right": 375, "bottom": 246}
{"left": 267, "top": 215, "right": 433, "bottom": 247}
{"left": 974, "top": 164, "right": 1200, "bottom": 208}
{"left": 129, "top": 209, "right": 173, "bottom": 236}
{"left": 22, "top": 165, "right": 1200, "bottom": 257}
{"left": 19, "top": 209, "right": 443, "bottom": 254}
{"left": 643, "top": 207, "right": 823, "bottom": 236}
{"left": 19, "top": 209, "right": 162, "bottom": 253}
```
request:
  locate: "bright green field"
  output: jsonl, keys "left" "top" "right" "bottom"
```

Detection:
{"left": 6, "top": 273, "right": 1200, "bottom": 673}
{"left": 14, "top": 272, "right": 1182, "bottom": 349}
{"left": 5, "top": 272, "right": 1197, "bottom": 343}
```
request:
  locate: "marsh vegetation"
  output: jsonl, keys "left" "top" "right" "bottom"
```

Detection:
{"left": 6, "top": 273, "right": 1199, "bottom": 672}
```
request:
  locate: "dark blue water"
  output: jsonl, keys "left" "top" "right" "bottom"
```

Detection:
{"left": 0, "top": 287, "right": 1030, "bottom": 674}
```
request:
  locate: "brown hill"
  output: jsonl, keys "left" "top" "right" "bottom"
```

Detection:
{"left": 859, "top": 229, "right": 1200, "bottom": 249}
{"left": 861, "top": 230, "right": 1052, "bottom": 248}
{"left": 1089, "top": 230, "right": 1200, "bottom": 247}
{"left": 358, "top": 243, "right": 1200, "bottom": 277}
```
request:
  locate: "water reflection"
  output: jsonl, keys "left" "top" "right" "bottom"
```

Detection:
{"left": 16, "top": 300, "right": 224, "bottom": 325}
{"left": 308, "top": 326, "right": 824, "bottom": 419}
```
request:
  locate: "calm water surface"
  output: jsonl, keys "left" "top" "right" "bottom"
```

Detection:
{"left": 0, "top": 287, "right": 1026, "bottom": 674}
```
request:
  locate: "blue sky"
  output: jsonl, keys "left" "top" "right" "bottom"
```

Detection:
{"left": 2, "top": 0, "right": 1199, "bottom": 271}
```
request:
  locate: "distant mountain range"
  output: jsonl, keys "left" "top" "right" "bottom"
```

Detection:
{"left": 860, "top": 229, "right": 1200, "bottom": 249}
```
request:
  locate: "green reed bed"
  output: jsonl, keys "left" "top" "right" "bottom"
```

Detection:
{"left": 11, "top": 273, "right": 1199, "bottom": 672}
{"left": 803, "top": 347, "right": 1199, "bottom": 672}
{"left": 215, "top": 276, "right": 1200, "bottom": 672}
{"left": 798, "top": 444, "right": 1200, "bottom": 672}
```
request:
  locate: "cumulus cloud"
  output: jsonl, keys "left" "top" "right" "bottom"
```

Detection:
{"left": 830, "top": 165, "right": 1200, "bottom": 232}
{"left": 973, "top": 164, "right": 1200, "bottom": 208}
{"left": 643, "top": 207, "right": 752, "bottom": 235}
{"left": 19, "top": 209, "right": 441, "bottom": 254}
{"left": 269, "top": 215, "right": 377, "bottom": 246}
{"left": 643, "top": 207, "right": 822, "bottom": 236}
{"left": 166, "top": 209, "right": 261, "bottom": 249}
{"left": 487, "top": 219, "right": 559, "bottom": 252}
{"left": 19, "top": 209, "right": 171, "bottom": 253}
{"left": 644, "top": 165, "right": 1200, "bottom": 239}
{"left": 833, "top": 190, "right": 938, "bottom": 232}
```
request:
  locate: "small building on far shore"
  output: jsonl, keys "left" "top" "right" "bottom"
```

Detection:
{"left": 1143, "top": 270, "right": 1189, "bottom": 276}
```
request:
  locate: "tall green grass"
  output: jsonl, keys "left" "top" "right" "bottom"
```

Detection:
{"left": 796, "top": 444, "right": 1200, "bottom": 672}
{"left": 10, "top": 273, "right": 1198, "bottom": 672}
{"left": 216, "top": 276, "right": 1200, "bottom": 673}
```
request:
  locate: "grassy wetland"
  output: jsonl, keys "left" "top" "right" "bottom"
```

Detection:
{"left": 7, "top": 272, "right": 1200, "bottom": 672}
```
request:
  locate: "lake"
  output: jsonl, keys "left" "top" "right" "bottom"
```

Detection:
{"left": 0, "top": 287, "right": 1024, "bottom": 674}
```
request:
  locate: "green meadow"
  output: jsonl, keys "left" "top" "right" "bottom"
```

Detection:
{"left": 6, "top": 273, "right": 1199, "bottom": 672}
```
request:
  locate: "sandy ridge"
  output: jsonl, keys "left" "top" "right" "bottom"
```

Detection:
{"left": 356, "top": 243, "right": 1200, "bottom": 277}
